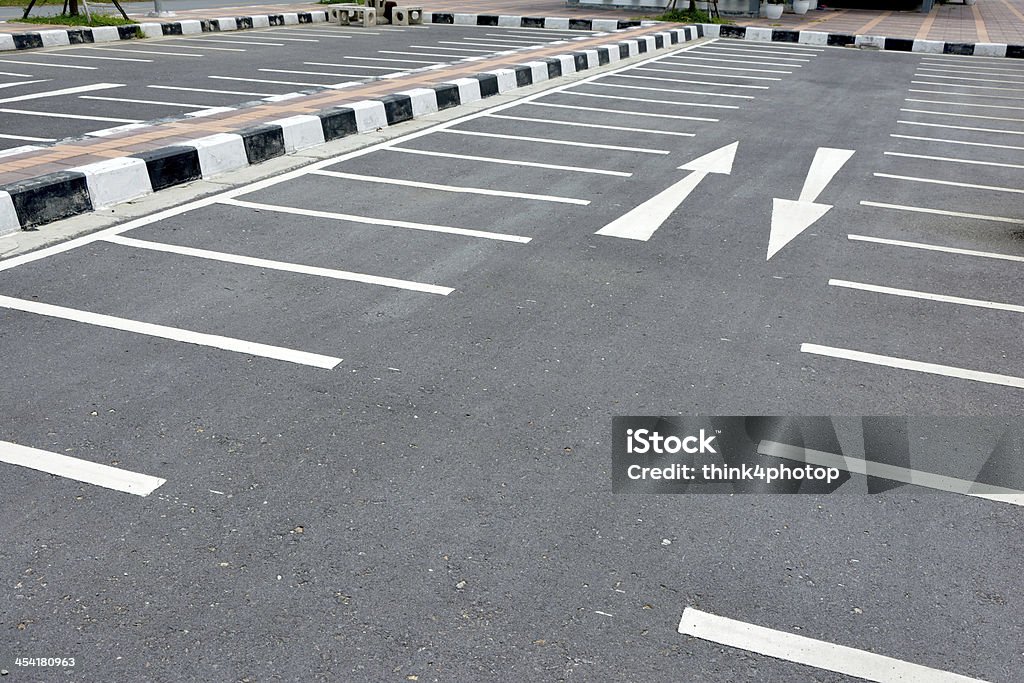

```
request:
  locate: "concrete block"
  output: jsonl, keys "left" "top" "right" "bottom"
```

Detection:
{"left": 138, "top": 23, "right": 163, "bottom": 38}
{"left": 90, "top": 26, "right": 121, "bottom": 42}
{"left": 973, "top": 42, "right": 1007, "bottom": 57}
{"left": 251, "top": 15, "right": 271, "bottom": 28}
{"left": 189, "top": 133, "right": 248, "bottom": 178}
{"left": 70, "top": 157, "right": 152, "bottom": 208}
{"left": 270, "top": 115, "right": 326, "bottom": 152}
{"left": 396, "top": 88, "right": 438, "bottom": 116}
{"left": 0, "top": 191, "right": 19, "bottom": 235}
{"left": 912, "top": 39, "right": 945, "bottom": 54}
{"left": 745, "top": 27, "right": 773, "bottom": 42}
{"left": 38, "top": 30, "right": 71, "bottom": 47}
{"left": 348, "top": 100, "right": 388, "bottom": 132}
{"left": 544, "top": 18, "right": 570, "bottom": 30}
{"left": 798, "top": 31, "right": 829, "bottom": 46}
{"left": 444, "top": 77, "right": 482, "bottom": 104}
{"left": 497, "top": 15, "right": 521, "bottom": 27}
{"left": 453, "top": 13, "right": 476, "bottom": 25}
{"left": 178, "top": 19, "right": 203, "bottom": 35}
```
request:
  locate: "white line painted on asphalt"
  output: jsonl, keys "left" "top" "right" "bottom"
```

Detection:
{"left": 103, "top": 235, "right": 453, "bottom": 295}
{"left": 883, "top": 150, "right": 1024, "bottom": 169}
{"left": 486, "top": 113, "right": 696, "bottom": 137}
{"left": 624, "top": 72, "right": 770, "bottom": 89}
{"left": 181, "top": 37, "right": 285, "bottom": 46}
{"left": 801, "top": 342, "right": 1024, "bottom": 391}
{"left": 656, "top": 59, "right": 793, "bottom": 74}
{"left": 220, "top": 198, "right": 532, "bottom": 243}
{"left": 338, "top": 56, "right": 444, "bottom": 65}
{"left": 440, "top": 129, "right": 671, "bottom": 154}
{"left": 439, "top": 40, "right": 534, "bottom": 49}
{"left": 239, "top": 35, "right": 318, "bottom": 43}
{"left": 875, "top": 172, "right": 1024, "bottom": 195}
{"left": 0, "top": 82, "right": 122, "bottom": 105}
{"left": 149, "top": 85, "right": 275, "bottom": 97}
{"left": 0, "top": 79, "right": 47, "bottom": 90}
{"left": 476, "top": 36, "right": 547, "bottom": 44}
{"left": 0, "top": 70, "right": 35, "bottom": 77}
{"left": 310, "top": 169, "right": 590, "bottom": 205}
{"left": 0, "top": 440, "right": 166, "bottom": 497}
{"left": 890, "top": 133, "right": 1024, "bottom": 151}
{"left": 42, "top": 53, "right": 152, "bottom": 63}
{"left": 697, "top": 47, "right": 816, "bottom": 59}
{"left": 523, "top": 101, "right": 729, "bottom": 121}
{"left": 80, "top": 96, "right": 216, "bottom": 109}
{"left": 913, "top": 72, "right": 1024, "bottom": 85}
{"left": 210, "top": 75, "right": 346, "bottom": 88}
{"left": 160, "top": 42, "right": 246, "bottom": 53}
{"left": 562, "top": 90, "right": 734, "bottom": 111}
{"left": 861, "top": 200, "right": 1024, "bottom": 224}
{"left": 912, "top": 80, "right": 1024, "bottom": 92}
{"left": 901, "top": 107, "right": 1024, "bottom": 123}
{"left": 303, "top": 63, "right": 410, "bottom": 71}
{"left": 379, "top": 50, "right": 467, "bottom": 59}
{"left": 86, "top": 122, "right": 150, "bottom": 137}
{"left": 898, "top": 120, "right": 1024, "bottom": 135}
{"left": 635, "top": 67, "right": 781, "bottom": 82}
{"left": 906, "top": 98, "right": 1024, "bottom": 110}
{"left": 848, "top": 233, "right": 1024, "bottom": 263}
{"left": 0, "top": 108, "right": 140, "bottom": 123}
{"left": 831, "top": 278, "right": 1024, "bottom": 313}
{"left": 408, "top": 45, "right": 493, "bottom": 53}
{"left": 597, "top": 142, "right": 738, "bottom": 241}
{"left": 386, "top": 147, "right": 632, "bottom": 176}
{"left": 909, "top": 88, "right": 1024, "bottom": 101}
{"left": 0, "top": 132, "right": 54, "bottom": 142}
{"left": 259, "top": 68, "right": 375, "bottom": 79}
{"left": 593, "top": 77, "right": 755, "bottom": 98}
{"left": 0, "top": 59, "right": 95, "bottom": 70}
{"left": 0, "top": 294, "right": 341, "bottom": 369}
{"left": 761, "top": 439, "right": 1024, "bottom": 506}
{"left": 918, "top": 65, "right": 1024, "bottom": 76}
{"left": 679, "top": 607, "right": 989, "bottom": 682}
{"left": 663, "top": 53, "right": 803, "bottom": 66}
{"left": 84, "top": 47, "right": 204, "bottom": 58}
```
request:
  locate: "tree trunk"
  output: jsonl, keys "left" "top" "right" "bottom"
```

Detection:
{"left": 69, "top": 0, "right": 79, "bottom": 16}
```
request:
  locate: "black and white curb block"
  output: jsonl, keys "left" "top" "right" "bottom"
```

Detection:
{"left": 0, "top": 24, "right": 706, "bottom": 233}
{"left": 704, "top": 23, "right": 1024, "bottom": 58}
{"left": 425, "top": 13, "right": 653, "bottom": 32}
{"left": 0, "top": 11, "right": 331, "bottom": 53}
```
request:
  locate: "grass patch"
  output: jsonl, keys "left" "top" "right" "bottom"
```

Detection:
{"left": 318, "top": 0, "right": 365, "bottom": 5}
{"left": 0, "top": 0, "right": 60, "bottom": 6}
{"left": 652, "top": 8, "right": 733, "bottom": 24}
{"left": 17, "top": 13, "right": 136, "bottom": 27}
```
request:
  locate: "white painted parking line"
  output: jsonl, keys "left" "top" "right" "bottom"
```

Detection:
{"left": 913, "top": 72, "right": 1024, "bottom": 85}
{"left": 898, "top": 119, "right": 1024, "bottom": 135}
{"left": 909, "top": 88, "right": 1024, "bottom": 101}
{"left": 0, "top": 59, "right": 94, "bottom": 70}
{"left": 440, "top": 40, "right": 533, "bottom": 49}
{"left": 661, "top": 55, "right": 801, "bottom": 69}
{"left": 657, "top": 59, "right": 793, "bottom": 74}
{"left": 310, "top": 169, "right": 589, "bottom": 204}
{"left": 342, "top": 56, "right": 444, "bottom": 64}
{"left": 81, "top": 95, "right": 216, "bottom": 109}
{"left": 84, "top": 47, "right": 204, "bottom": 58}
{"left": 563, "top": 90, "right": 733, "bottom": 111}
{"left": 210, "top": 75, "right": 346, "bottom": 88}
{"left": 0, "top": 439, "right": 166, "bottom": 497}
{"left": 625, "top": 72, "right": 770, "bottom": 90}
{"left": 220, "top": 198, "right": 532, "bottom": 243}
{"left": 103, "top": 235, "right": 453, "bottom": 295}
{"left": 524, "top": 101, "right": 720, "bottom": 121}
{"left": 694, "top": 48, "right": 814, "bottom": 60}
{"left": 884, "top": 150, "right": 1024, "bottom": 169}
{"left": 891, "top": 133, "right": 1024, "bottom": 151}
{"left": 0, "top": 108, "right": 140, "bottom": 123}
{"left": 386, "top": 147, "right": 632, "bottom": 177}
{"left": 487, "top": 113, "right": 695, "bottom": 137}
{"left": 40, "top": 53, "right": 152, "bottom": 63}
{"left": 762, "top": 438, "right": 1024, "bottom": 505}
{"left": 801, "top": 342, "right": 1024, "bottom": 391}
{"left": 901, "top": 107, "right": 1024, "bottom": 123}
{"left": 831, "top": 277, "right": 1024, "bottom": 313}
{"left": 861, "top": 199, "right": 1024, "bottom": 224}
{"left": 906, "top": 97, "right": 1024, "bottom": 110}
{"left": 259, "top": 68, "right": 372, "bottom": 79}
{"left": 0, "top": 79, "right": 47, "bottom": 90}
{"left": 379, "top": 50, "right": 468, "bottom": 59}
{"left": 149, "top": 84, "right": 276, "bottom": 97}
{"left": 0, "top": 294, "right": 342, "bottom": 369}
{"left": 0, "top": 82, "right": 122, "bottom": 105}
{"left": 0, "top": 70, "right": 34, "bottom": 77}
{"left": 240, "top": 35, "right": 319, "bottom": 43}
{"left": 912, "top": 80, "right": 1024, "bottom": 92}
{"left": 160, "top": 42, "right": 246, "bottom": 53}
{"left": 477, "top": 36, "right": 548, "bottom": 44}
{"left": 848, "top": 233, "right": 1024, "bottom": 263}
{"left": 303, "top": 62, "right": 411, "bottom": 71}
{"left": 636, "top": 66, "right": 781, "bottom": 81}
{"left": 408, "top": 45, "right": 493, "bottom": 53}
{"left": 184, "top": 36, "right": 287, "bottom": 46}
{"left": 919, "top": 65, "right": 1024, "bottom": 76}
{"left": 0, "top": 132, "right": 54, "bottom": 142}
{"left": 440, "top": 129, "right": 671, "bottom": 154}
{"left": 680, "top": 607, "right": 988, "bottom": 682}
{"left": 596, "top": 76, "right": 755, "bottom": 98}
{"left": 875, "top": 172, "right": 1024, "bottom": 195}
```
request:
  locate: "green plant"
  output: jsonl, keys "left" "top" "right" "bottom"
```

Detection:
{"left": 17, "top": 13, "right": 135, "bottom": 26}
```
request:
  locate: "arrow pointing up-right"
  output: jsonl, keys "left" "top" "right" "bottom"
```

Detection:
{"left": 767, "top": 147, "right": 854, "bottom": 260}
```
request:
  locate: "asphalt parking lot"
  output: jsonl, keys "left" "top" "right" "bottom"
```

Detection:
{"left": 1, "top": 37, "right": 1022, "bottom": 682}
{"left": 0, "top": 22, "right": 598, "bottom": 151}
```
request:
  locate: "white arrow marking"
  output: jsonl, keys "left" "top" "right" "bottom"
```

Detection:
{"left": 767, "top": 147, "right": 854, "bottom": 260}
{"left": 596, "top": 142, "right": 738, "bottom": 241}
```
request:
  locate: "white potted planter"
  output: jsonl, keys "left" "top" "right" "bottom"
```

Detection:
{"left": 765, "top": 0, "right": 783, "bottom": 18}
{"left": 793, "top": 0, "right": 810, "bottom": 12}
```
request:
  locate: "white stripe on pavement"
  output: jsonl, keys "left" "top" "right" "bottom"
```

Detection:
{"left": 901, "top": 107, "right": 1024, "bottom": 123}
{"left": 0, "top": 82, "right": 122, "bottom": 105}
{"left": 874, "top": 172, "right": 1024, "bottom": 194}
{"left": 610, "top": 74, "right": 758, "bottom": 96}
{"left": 679, "top": 607, "right": 990, "bottom": 683}
{"left": 860, "top": 200, "right": 1024, "bottom": 224}
{"left": 562, "top": 90, "right": 733, "bottom": 111}
{"left": 635, "top": 67, "right": 780, "bottom": 82}
{"left": 487, "top": 113, "right": 695, "bottom": 137}
{"left": 848, "top": 233, "right": 1024, "bottom": 263}
{"left": 0, "top": 294, "right": 341, "bottom": 369}
{"left": 883, "top": 151, "right": 1024, "bottom": 169}
{"left": 103, "top": 235, "right": 453, "bottom": 295}
{"left": 524, "top": 101, "right": 732, "bottom": 121}
{"left": 829, "top": 278, "right": 1024, "bottom": 314}
{"left": 149, "top": 85, "right": 275, "bottom": 97}
{"left": 909, "top": 88, "right": 1024, "bottom": 101}
{"left": 890, "top": 133, "right": 1024, "bottom": 151}
{"left": 219, "top": 198, "right": 532, "bottom": 243}
{"left": 801, "top": 342, "right": 1024, "bottom": 390}
{"left": 0, "top": 59, "right": 95, "bottom": 70}
{"left": 440, "top": 129, "right": 671, "bottom": 154}
{"left": 81, "top": 96, "right": 216, "bottom": 109}
{"left": 0, "top": 132, "right": 54, "bottom": 141}
{"left": 0, "top": 108, "right": 140, "bottom": 123}
{"left": 657, "top": 59, "right": 793, "bottom": 73}
{"left": 905, "top": 98, "right": 1024, "bottom": 110}
{"left": 386, "top": 147, "right": 632, "bottom": 176}
{"left": 310, "top": 169, "right": 590, "bottom": 204}
{"left": 898, "top": 120, "right": 1024, "bottom": 135}
{"left": 0, "top": 440, "right": 166, "bottom": 497}
{"left": 84, "top": 47, "right": 204, "bottom": 58}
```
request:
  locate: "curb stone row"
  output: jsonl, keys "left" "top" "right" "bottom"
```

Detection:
{"left": 704, "top": 23, "right": 1024, "bottom": 58}
{"left": 0, "top": 23, "right": 706, "bottom": 233}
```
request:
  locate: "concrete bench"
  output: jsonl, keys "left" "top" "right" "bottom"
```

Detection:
{"left": 331, "top": 5, "right": 377, "bottom": 27}
{"left": 392, "top": 6, "right": 423, "bottom": 25}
